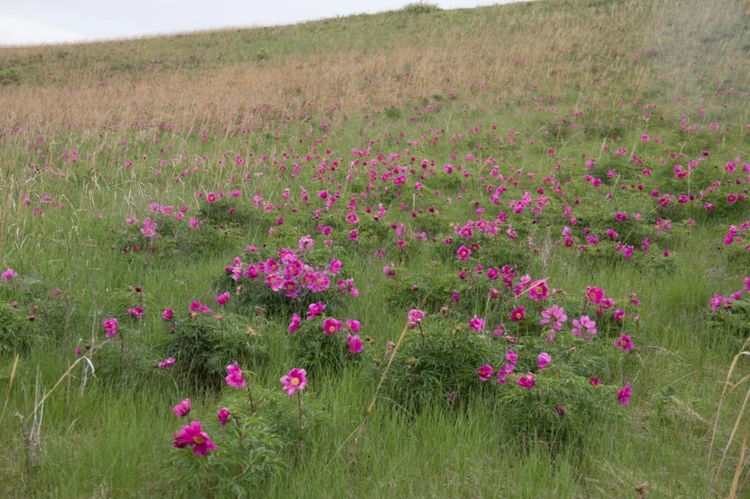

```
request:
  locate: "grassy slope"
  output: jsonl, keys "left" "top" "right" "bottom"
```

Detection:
{"left": 0, "top": 0, "right": 749, "bottom": 497}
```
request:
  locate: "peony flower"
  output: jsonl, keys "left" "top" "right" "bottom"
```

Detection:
{"left": 217, "top": 408, "right": 230, "bottom": 426}
{"left": 469, "top": 315, "right": 485, "bottom": 332}
{"left": 615, "top": 334, "right": 634, "bottom": 351}
{"left": 158, "top": 357, "right": 176, "bottom": 370}
{"left": 173, "top": 421, "right": 217, "bottom": 455}
{"left": 538, "top": 352, "right": 551, "bottom": 370}
{"left": 323, "top": 318, "right": 343, "bottom": 335}
{"left": 510, "top": 306, "right": 526, "bottom": 322}
{"left": 103, "top": 318, "right": 118, "bottom": 339}
{"left": 225, "top": 361, "right": 245, "bottom": 389}
{"left": 407, "top": 309, "right": 425, "bottom": 327}
{"left": 162, "top": 308, "right": 174, "bottom": 321}
{"left": 280, "top": 368, "right": 307, "bottom": 397}
{"left": 528, "top": 280, "right": 549, "bottom": 301}
{"left": 347, "top": 333, "right": 363, "bottom": 354}
{"left": 216, "top": 292, "right": 230, "bottom": 306}
{"left": 456, "top": 245, "right": 471, "bottom": 261}
{"left": 540, "top": 304, "right": 567, "bottom": 331}
{"left": 618, "top": 382, "right": 632, "bottom": 405}
{"left": 477, "top": 365, "right": 493, "bottom": 381}
{"left": 586, "top": 286, "right": 605, "bottom": 304}
{"left": 288, "top": 313, "right": 301, "bottom": 334}
{"left": 173, "top": 398, "right": 191, "bottom": 417}
{"left": 518, "top": 373, "right": 535, "bottom": 389}
{"left": 571, "top": 315, "right": 597, "bottom": 341}
{"left": 1, "top": 268, "right": 17, "bottom": 280}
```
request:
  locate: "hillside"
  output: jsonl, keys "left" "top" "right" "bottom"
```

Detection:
{"left": 1, "top": 0, "right": 750, "bottom": 497}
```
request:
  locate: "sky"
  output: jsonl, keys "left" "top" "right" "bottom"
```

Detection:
{"left": 0, "top": 0, "right": 523, "bottom": 46}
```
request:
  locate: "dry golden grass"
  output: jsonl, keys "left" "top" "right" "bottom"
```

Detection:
{"left": 0, "top": 0, "right": 746, "bottom": 126}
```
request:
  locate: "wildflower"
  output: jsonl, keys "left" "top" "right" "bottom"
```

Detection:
{"left": 307, "top": 302, "right": 326, "bottom": 320}
{"left": 347, "top": 334, "right": 363, "bottom": 353}
{"left": 128, "top": 306, "right": 144, "bottom": 318}
{"left": 173, "top": 398, "right": 191, "bottom": 417}
{"left": 346, "top": 318, "right": 360, "bottom": 333}
{"left": 539, "top": 304, "right": 567, "bottom": 331}
{"left": 477, "top": 365, "right": 493, "bottom": 381}
{"left": 225, "top": 361, "right": 245, "bottom": 389}
{"left": 469, "top": 316, "right": 485, "bottom": 332}
{"left": 586, "top": 286, "right": 604, "bottom": 304}
{"left": 1, "top": 268, "right": 17, "bottom": 280}
{"left": 189, "top": 301, "right": 212, "bottom": 314}
{"left": 496, "top": 363, "right": 515, "bottom": 384}
{"left": 506, "top": 349, "right": 518, "bottom": 365}
{"left": 590, "top": 376, "right": 601, "bottom": 387}
{"left": 616, "top": 334, "right": 634, "bottom": 351}
{"left": 103, "top": 318, "right": 118, "bottom": 339}
{"left": 456, "top": 245, "right": 471, "bottom": 261}
{"left": 538, "top": 352, "right": 551, "bottom": 370}
{"left": 323, "top": 318, "right": 343, "bottom": 335}
{"left": 617, "top": 382, "right": 632, "bottom": 406}
{"left": 280, "top": 368, "right": 308, "bottom": 397}
{"left": 288, "top": 313, "right": 301, "bottom": 334}
{"left": 158, "top": 357, "right": 176, "bottom": 370}
{"left": 218, "top": 408, "right": 230, "bottom": 426}
{"left": 510, "top": 306, "right": 526, "bottom": 322}
{"left": 162, "top": 308, "right": 174, "bottom": 321}
{"left": 216, "top": 292, "right": 230, "bottom": 306}
{"left": 528, "top": 280, "right": 549, "bottom": 301}
{"left": 571, "top": 315, "right": 598, "bottom": 341}
{"left": 613, "top": 309, "right": 625, "bottom": 321}
{"left": 518, "top": 373, "right": 535, "bottom": 389}
{"left": 173, "top": 421, "right": 217, "bottom": 455}
{"left": 407, "top": 309, "right": 425, "bottom": 328}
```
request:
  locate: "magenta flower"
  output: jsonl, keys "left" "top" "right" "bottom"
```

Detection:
{"left": 323, "top": 318, "right": 343, "bottom": 335}
{"left": 456, "top": 245, "right": 471, "bottom": 261}
{"left": 510, "top": 306, "right": 525, "bottom": 322}
{"left": 496, "top": 363, "right": 515, "bottom": 384}
{"left": 218, "top": 408, "right": 230, "bottom": 426}
{"left": 539, "top": 304, "right": 567, "bottom": 331}
{"left": 571, "top": 315, "right": 597, "bottom": 341}
{"left": 528, "top": 280, "right": 549, "bottom": 301}
{"left": 613, "top": 309, "right": 625, "bottom": 321}
{"left": 586, "top": 286, "right": 605, "bottom": 304}
{"left": 189, "top": 301, "right": 212, "bottom": 314}
{"left": 617, "top": 382, "right": 632, "bottom": 406}
{"left": 173, "top": 398, "right": 191, "bottom": 417}
{"left": 589, "top": 376, "right": 601, "bottom": 387}
{"left": 1, "top": 268, "right": 17, "bottom": 280}
{"left": 346, "top": 318, "right": 360, "bottom": 333}
{"left": 162, "top": 308, "right": 174, "bottom": 321}
{"left": 307, "top": 302, "right": 326, "bottom": 320}
{"left": 469, "top": 315, "right": 485, "bottom": 332}
{"left": 288, "top": 313, "right": 301, "bottom": 334}
{"left": 347, "top": 333, "right": 363, "bottom": 354}
{"left": 225, "top": 361, "right": 245, "bottom": 389}
{"left": 538, "top": 352, "right": 551, "bottom": 370}
{"left": 477, "top": 364, "right": 493, "bottom": 381}
{"left": 216, "top": 292, "right": 230, "bottom": 306}
{"left": 615, "top": 334, "right": 634, "bottom": 351}
{"left": 518, "top": 373, "right": 535, "bottom": 389}
{"left": 128, "top": 306, "right": 144, "bottom": 318}
{"left": 407, "top": 309, "right": 425, "bottom": 327}
{"left": 103, "top": 318, "right": 118, "bottom": 339}
{"left": 506, "top": 349, "right": 518, "bottom": 365}
{"left": 158, "top": 357, "right": 176, "bottom": 370}
{"left": 173, "top": 421, "right": 217, "bottom": 455}
{"left": 280, "top": 368, "right": 308, "bottom": 397}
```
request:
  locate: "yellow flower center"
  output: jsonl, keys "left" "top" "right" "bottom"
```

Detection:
{"left": 536, "top": 286, "right": 544, "bottom": 294}
{"left": 193, "top": 436, "right": 205, "bottom": 445}
{"left": 328, "top": 326, "right": 336, "bottom": 333}
{"left": 291, "top": 378, "right": 300, "bottom": 386}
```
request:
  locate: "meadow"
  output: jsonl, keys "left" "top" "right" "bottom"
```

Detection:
{"left": 1, "top": 0, "right": 750, "bottom": 496}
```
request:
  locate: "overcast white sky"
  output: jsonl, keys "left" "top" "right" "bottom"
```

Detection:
{"left": 0, "top": 1, "right": 523, "bottom": 46}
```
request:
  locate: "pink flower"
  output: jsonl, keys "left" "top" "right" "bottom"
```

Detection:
{"left": 218, "top": 408, "right": 230, "bottom": 426}
{"left": 613, "top": 309, "right": 625, "bottom": 321}
{"left": 589, "top": 376, "right": 601, "bottom": 387}
{"left": 518, "top": 373, "right": 535, "bottom": 389}
{"left": 457, "top": 245, "right": 471, "bottom": 261}
{"left": 506, "top": 349, "right": 518, "bottom": 365}
{"left": 586, "top": 286, "right": 605, "bottom": 304}
{"left": 469, "top": 315, "right": 485, "bottom": 332}
{"left": 103, "top": 318, "right": 118, "bottom": 339}
{"left": 189, "top": 300, "right": 212, "bottom": 314}
{"left": 538, "top": 352, "right": 551, "bottom": 370}
{"left": 407, "top": 309, "right": 425, "bottom": 328}
{"left": 128, "top": 306, "right": 144, "bottom": 318}
{"left": 510, "top": 306, "right": 525, "bottom": 322}
{"left": 173, "top": 398, "right": 191, "bottom": 417}
{"left": 280, "top": 368, "right": 307, "bottom": 397}
{"left": 225, "top": 361, "right": 245, "bottom": 389}
{"left": 288, "top": 313, "right": 301, "bottom": 334}
{"left": 571, "top": 315, "right": 597, "bottom": 341}
{"left": 1, "top": 268, "right": 17, "bottom": 280}
{"left": 618, "top": 382, "right": 632, "bottom": 406}
{"left": 216, "top": 292, "right": 230, "bottom": 306}
{"left": 162, "top": 308, "right": 174, "bottom": 321}
{"left": 173, "top": 421, "right": 217, "bottom": 455}
{"left": 745, "top": 277, "right": 750, "bottom": 292}
{"left": 346, "top": 318, "right": 360, "bottom": 333}
{"left": 206, "top": 192, "right": 217, "bottom": 204}
{"left": 528, "top": 280, "right": 549, "bottom": 301}
{"left": 323, "top": 318, "right": 343, "bottom": 335}
{"left": 158, "top": 357, "right": 176, "bottom": 370}
{"left": 477, "top": 364, "right": 493, "bottom": 381}
{"left": 539, "top": 304, "right": 567, "bottom": 331}
{"left": 307, "top": 302, "right": 326, "bottom": 320}
{"left": 615, "top": 334, "right": 634, "bottom": 352}
{"left": 347, "top": 334, "right": 363, "bottom": 353}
